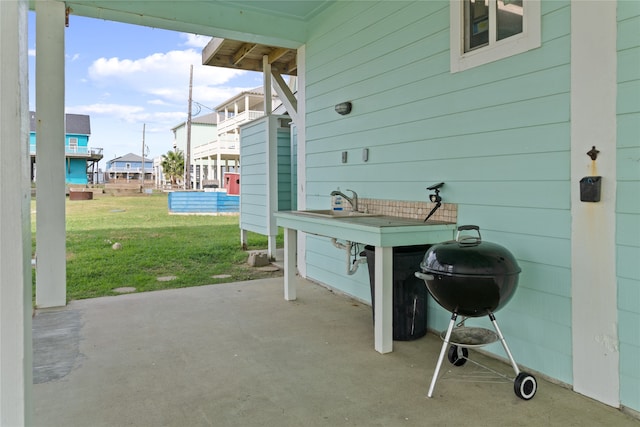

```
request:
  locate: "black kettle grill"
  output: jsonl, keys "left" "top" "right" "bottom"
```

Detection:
{"left": 415, "top": 225, "right": 537, "bottom": 400}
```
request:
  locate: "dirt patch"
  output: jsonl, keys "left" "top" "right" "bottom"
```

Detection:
{"left": 113, "top": 287, "right": 137, "bottom": 294}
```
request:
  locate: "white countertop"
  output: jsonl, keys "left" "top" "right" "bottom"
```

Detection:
{"left": 275, "top": 210, "right": 456, "bottom": 354}
{"left": 275, "top": 211, "right": 456, "bottom": 247}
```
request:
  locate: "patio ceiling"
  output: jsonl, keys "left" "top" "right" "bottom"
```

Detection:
{"left": 202, "top": 37, "right": 298, "bottom": 76}
{"left": 52, "top": 0, "right": 334, "bottom": 48}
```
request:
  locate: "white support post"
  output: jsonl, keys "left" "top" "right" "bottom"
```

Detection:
{"left": 271, "top": 71, "right": 299, "bottom": 123}
{"left": 570, "top": 0, "right": 619, "bottom": 407}
{"left": 374, "top": 246, "right": 393, "bottom": 353}
{"left": 0, "top": 1, "right": 33, "bottom": 424}
{"left": 284, "top": 228, "right": 297, "bottom": 301}
{"left": 263, "top": 55, "right": 273, "bottom": 114}
{"left": 266, "top": 113, "right": 278, "bottom": 260}
{"left": 295, "top": 45, "right": 307, "bottom": 278}
{"left": 263, "top": 57, "right": 278, "bottom": 260}
{"left": 240, "top": 229, "right": 247, "bottom": 250}
{"left": 35, "top": 0, "right": 66, "bottom": 308}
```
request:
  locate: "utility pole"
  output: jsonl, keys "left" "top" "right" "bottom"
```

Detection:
{"left": 185, "top": 64, "right": 193, "bottom": 189}
{"left": 141, "top": 123, "right": 145, "bottom": 189}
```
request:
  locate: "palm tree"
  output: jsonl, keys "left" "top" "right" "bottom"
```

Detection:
{"left": 160, "top": 149, "right": 184, "bottom": 187}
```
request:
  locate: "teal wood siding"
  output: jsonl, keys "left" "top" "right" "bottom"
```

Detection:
{"left": 31, "top": 133, "right": 92, "bottom": 184}
{"left": 66, "top": 134, "right": 89, "bottom": 149}
{"left": 168, "top": 191, "right": 239, "bottom": 214}
{"left": 66, "top": 158, "right": 87, "bottom": 185}
{"left": 305, "top": 1, "right": 572, "bottom": 381}
{"left": 240, "top": 116, "right": 292, "bottom": 234}
{"left": 29, "top": 133, "right": 36, "bottom": 154}
{"left": 617, "top": 1, "right": 640, "bottom": 412}
{"left": 291, "top": 126, "right": 298, "bottom": 210}
{"left": 278, "top": 128, "right": 292, "bottom": 211}
{"left": 240, "top": 119, "right": 269, "bottom": 234}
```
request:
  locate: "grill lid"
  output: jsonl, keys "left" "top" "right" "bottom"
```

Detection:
{"left": 420, "top": 225, "right": 521, "bottom": 277}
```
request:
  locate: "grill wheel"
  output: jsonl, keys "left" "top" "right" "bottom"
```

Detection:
{"left": 447, "top": 345, "right": 468, "bottom": 367}
{"left": 514, "top": 372, "right": 538, "bottom": 400}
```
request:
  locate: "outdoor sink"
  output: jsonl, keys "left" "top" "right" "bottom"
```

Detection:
{"left": 335, "top": 216, "right": 437, "bottom": 227}
{"left": 292, "top": 209, "right": 380, "bottom": 218}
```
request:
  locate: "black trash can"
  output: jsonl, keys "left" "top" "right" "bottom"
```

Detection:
{"left": 363, "top": 244, "right": 431, "bottom": 341}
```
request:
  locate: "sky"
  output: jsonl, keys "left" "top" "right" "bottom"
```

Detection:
{"left": 27, "top": 12, "right": 263, "bottom": 167}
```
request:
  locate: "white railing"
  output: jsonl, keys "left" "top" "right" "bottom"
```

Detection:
{"left": 106, "top": 166, "right": 152, "bottom": 173}
{"left": 193, "top": 136, "right": 239, "bottom": 158}
{"left": 29, "top": 144, "right": 103, "bottom": 157}
{"left": 217, "top": 110, "right": 264, "bottom": 134}
{"left": 67, "top": 146, "right": 104, "bottom": 156}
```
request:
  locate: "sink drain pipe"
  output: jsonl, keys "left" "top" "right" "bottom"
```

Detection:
{"left": 331, "top": 238, "right": 367, "bottom": 275}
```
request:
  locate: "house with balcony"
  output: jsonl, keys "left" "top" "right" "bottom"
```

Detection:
{"left": 170, "top": 111, "right": 218, "bottom": 189}
{"left": 29, "top": 110, "right": 103, "bottom": 185}
{"left": 172, "top": 88, "right": 282, "bottom": 189}
{"left": 105, "top": 153, "right": 153, "bottom": 183}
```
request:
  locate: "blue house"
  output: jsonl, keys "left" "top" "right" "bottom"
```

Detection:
{"left": 105, "top": 153, "right": 153, "bottom": 183}
{"left": 29, "top": 111, "right": 103, "bottom": 185}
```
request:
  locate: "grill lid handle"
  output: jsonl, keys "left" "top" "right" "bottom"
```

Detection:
{"left": 415, "top": 271, "right": 434, "bottom": 281}
{"left": 456, "top": 225, "right": 482, "bottom": 245}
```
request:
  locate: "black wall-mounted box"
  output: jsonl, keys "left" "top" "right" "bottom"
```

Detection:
{"left": 580, "top": 176, "right": 602, "bottom": 202}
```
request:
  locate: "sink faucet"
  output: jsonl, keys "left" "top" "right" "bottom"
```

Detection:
{"left": 331, "top": 189, "right": 358, "bottom": 212}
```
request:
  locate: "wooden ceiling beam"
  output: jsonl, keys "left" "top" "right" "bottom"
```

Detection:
{"left": 285, "top": 58, "right": 298, "bottom": 75}
{"left": 232, "top": 43, "right": 257, "bottom": 65}
{"left": 267, "top": 47, "right": 289, "bottom": 64}
{"left": 202, "top": 37, "right": 226, "bottom": 66}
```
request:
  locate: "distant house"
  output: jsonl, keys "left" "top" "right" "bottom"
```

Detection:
{"left": 169, "top": 112, "right": 218, "bottom": 189}
{"left": 106, "top": 153, "right": 154, "bottom": 183}
{"left": 170, "top": 87, "right": 283, "bottom": 190}
{"left": 29, "top": 111, "right": 103, "bottom": 185}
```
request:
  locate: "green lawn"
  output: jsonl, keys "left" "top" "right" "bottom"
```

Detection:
{"left": 32, "top": 193, "right": 283, "bottom": 302}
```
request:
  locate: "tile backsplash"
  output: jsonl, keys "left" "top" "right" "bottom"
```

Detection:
{"left": 355, "top": 198, "right": 457, "bottom": 223}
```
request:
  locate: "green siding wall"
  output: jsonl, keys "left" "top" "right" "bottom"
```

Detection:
{"left": 240, "top": 119, "right": 269, "bottom": 234}
{"left": 291, "top": 126, "right": 298, "bottom": 210}
{"left": 305, "top": 1, "right": 573, "bottom": 382}
{"left": 278, "top": 128, "right": 293, "bottom": 211}
{"left": 240, "top": 116, "right": 292, "bottom": 234}
{"left": 617, "top": 0, "right": 640, "bottom": 412}
{"left": 66, "top": 158, "right": 88, "bottom": 185}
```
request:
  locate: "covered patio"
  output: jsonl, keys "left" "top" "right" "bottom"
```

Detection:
{"left": 33, "top": 275, "right": 638, "bottom": 426}
{"left": 3, "top": 0, "right": 639, "bottom": 423}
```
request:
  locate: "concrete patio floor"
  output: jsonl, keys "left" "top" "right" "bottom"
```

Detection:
{"left": 33, "top": 276, "right": 639, "bottom": 427}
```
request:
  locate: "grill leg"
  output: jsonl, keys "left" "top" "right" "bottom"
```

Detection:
{"left": 489, "top": 312, "right": 521, "bottom": 376}
{"left": 428, "top": 312, "right": 457, "bottom": 398}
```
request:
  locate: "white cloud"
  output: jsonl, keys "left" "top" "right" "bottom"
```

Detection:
{"left": 69, "top": 103, "right": 143, "bottom": 116}
{"left": 88, "top": 49, "right": 247, "bottom": 105}
{"left": 67, "top": 103, "right": 185, "bottom": 125}
{"left": 77, "top": 42, "right": 263, "bottom": 161}
{"left": 181, "top": 33, "right": 212, "bottom": 49}
{"left": 148, "top": 99, "right": 170, "bottom": 106}
{"left": 28, "top": 48, "right": 35, "bottom": 57}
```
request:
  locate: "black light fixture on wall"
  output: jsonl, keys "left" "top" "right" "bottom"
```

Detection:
{"left": 335, "top": 101, "right": 352, "bottom": 115}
